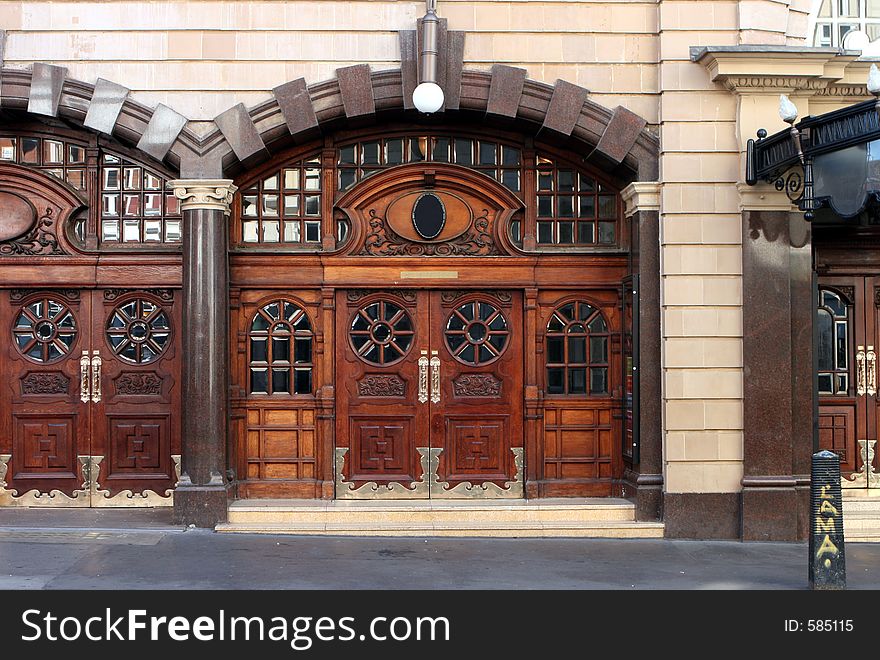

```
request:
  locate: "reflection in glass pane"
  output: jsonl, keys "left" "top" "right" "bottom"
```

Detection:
{"left": 836, "top": 320, "right": 847, "bottom": 369}
{"left": 272, "top": 337, "right": 290, "bottom": 362}
{"left": 538, "top": 172, "right": 553, "bottom": 191}
{"left": 538, "top": 196, "right": 553, "bottom": 217}
{"left": 339, "top": 145, "right": 356, "bottom": 165}
{"left": 43, "top": 140, "right": 64, "bottom": 164}
{"left": 102, "top": 194, "right": 120, "bottom": 217}
{"left": 598, "top": 222, "right": 615, "bottom": 244}
{"left": 590, "top": 336, "right": 607, "bottom": 362}
{"left": 294, "top": 369, "right": 312, "bottom": 394}
{"left": 410, "top": 137, "right": 425, "bottom": 162}
{"left": 250, "top": 368, "right": 268, "bottom": 394}
{"left": 822, "top": 291, "right": 846, "bottom": 317}
{"left": 284, "top": 168, "right": 300, "bottom": 189}
{"left": 304, "top": 168, "right": 321, "bottom": 190}
{"left": 284, "top": 221, "right": 301, "bottom": 242}
{"left": 124, "top": 167, "right": 142, "bottom": 190}
{"left": 559, "top": 197, "right": 574, "bottom": 218}
{"left": 262, "top": 194, "right": 279, "bottom": 216}
{"left": 432, "top": 137, "right": 450, "bottom": 162}
{"left": 144, "top": 220, "right": 162, "bottom": 241}
{"left": 479, "top": 142, "right": 497, "bottom": 165}
{"left": 21, "top": 138, "right": 39, "bottom": 164}
{"left": 501, "top": 146, "right": 520, "bottom": 165}
{"left": 339, "top": 169, "right": 356, "bottom": 191}
{"left": 598, "top": 195, "right": 616, "bottom": 218}
{"left": 242, "top": 221, "right": 259, "bottom": 242}
{"left": 305, "top": 221, "right": 321, "bottom": 242}
{"left": 362, "top": 141, "right": 381, "bottom": 165}
{"left": 165, "top": 220, "right": 181, "bottom": 242}
{"left": 263, "top": 174, "right": 279, "bottom": 191}
{"left": 103, "top": 168, "right": 120, "bottom": 190}
{"left": 144, "top": 173, "right": 161, "bottom": 190}
{"left": 578, "top": 222, "right": 595, "bottom": 244}
{"left": 818, "top": 373, "right": 833, "bottom": 395}
{"left": 590, "top": 367, "right": 607, "bottom": 394}
{"left": 501, "top": 170, "right": 520, "bottom": 191}
{"left": 242, "top": 196, "right": 259, "bottom": 217}
{"left": 165, "top": 194, "right": 180, "bottom": 216}
{"left": 123, "top": 194, "right": 141, "bottom": 217}
{"left": 386, "top": 139, "right": 404, "bottom": 165}
{"left": 569, "top": 368, "right": 586, "bottom": 394}
{"left": 144, "top": 193, "right": 162, "bottom": 216}
{"left": 817, "top": 309, "right": 833, "bottom": 371}
{"left": 251, "top": 338, "right": 268, "bottom": 362}
{"left": 579, "top": 196, "right": 596, "bottom": 217}
{"left": 558, "top": 222, "right": 574, "bottom": 244}
{"left": 537, "top": 222, "right": 553, "bottom": 244}
{"left": 454, "top": 138, "right": 473, "bottom": 165}
{"left": 262, "top": 220, "right": 280, "bottom": 242}
{"left": 0, "top": 138, "right": 15, "bottom": 160}
{"left": 304, "top": 195, "right": 320, "bottom": 216}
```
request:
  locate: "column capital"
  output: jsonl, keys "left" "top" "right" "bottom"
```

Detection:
{"left": 171, "top": 179, "right": 238, "bottom": 214}
{"left": 621, "top": 181, "right": 660, "bottom": 218}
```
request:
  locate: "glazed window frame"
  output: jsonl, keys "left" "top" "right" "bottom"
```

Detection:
{"left": 544, "top": 300, "right": 612, "bottom": 397}
{"left": 0, "top": 128, "right": 181, "bottom": 251}
{"left": 230, "top": 128, "right": 625, "bottom": 253}
{"left": 817, "top": 287, "right": 851, "bottom": 396}
{"left": 247, "top": 300, "right": 315, "bottom": 397}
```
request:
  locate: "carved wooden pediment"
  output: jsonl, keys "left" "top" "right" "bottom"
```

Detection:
{"left": 0, "top": 163, "right": 85, "bottom": 256}
{"left": 335, "top": 162, "right": 524, "bottom": 257}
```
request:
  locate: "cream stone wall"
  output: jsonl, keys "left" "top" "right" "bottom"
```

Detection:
{"left": 0, "top": 0, "right": 836, "bottom": 498}
{"left": 0, "top": 0, "right": 661, "bottom": 122}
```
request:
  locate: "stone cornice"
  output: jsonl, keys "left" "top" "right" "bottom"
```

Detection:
{"left": 621, "top": 182, "right": 660, "bottom": 217}
{"left": 737, "top": 182, "right": 799, "bottom": 212}
{"left": 171, "top": 180, "right": 238, "bottom": 214}
{"left": 692, "top": 47, "right": 860, "bottom": 95}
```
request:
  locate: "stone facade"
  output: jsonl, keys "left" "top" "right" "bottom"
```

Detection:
{"left": 1, "top": 0, "right": 870, "bottom": 538}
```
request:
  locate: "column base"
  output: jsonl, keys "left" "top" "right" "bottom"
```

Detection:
{"left": 663, "top": 492, "right": 741, "bottom": 539}
{"left": 623, "top": 470, "right": 662, "bottom": 521}
{"left": 173, "top": 483, "right": 232, "bottom": 528}
{"left": 742, "top": 485, "right": 800, "bottom": 541}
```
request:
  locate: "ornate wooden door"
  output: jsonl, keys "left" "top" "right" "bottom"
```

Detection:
{"left": 1, "top": 290, "right": 92, "bottom": 503}
{"left": 90, "top": 289, "right": 181, "bottom": 502}
{"left": 817, "top": 277, "right": 880, "bottom": 489}
{"left": 335, "top": 289, "right": 523, "bottom": 498}
{"left": 430, "top": 290, "right": 523, "bottom": 496}
{"left": 0, "top": 288, "right": 180, "bottom": 506}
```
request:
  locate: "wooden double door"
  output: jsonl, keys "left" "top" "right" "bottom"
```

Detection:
{"left": 818, "top": 275, "right": 880, "bottom": 489}
{"left": 335, "top": 289, "right": 523, "bottom": 498}
{"left": 0, "top": 288, "right": 181, "bottom": 505}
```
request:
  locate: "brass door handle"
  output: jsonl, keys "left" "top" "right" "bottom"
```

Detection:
{"left": 80, "top": 350, "right": 91, "bottom": 403}
{"left": 418, "top": 352, "right": 429, "bottom": 404}
{"left": 857, "top": 346, "right": 867, "bottom": 396}
{"left": 868, "top": 345, "right": 877, "bottom": 397}
{"left": 430, "top": 352, "right": 440, "bottom": 404}
{"left": 90, "top": 350, "right": 102, "bottom": 403}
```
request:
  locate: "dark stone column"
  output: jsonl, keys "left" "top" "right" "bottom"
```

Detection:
{"left": 622, "top": 184, "right": 662, "bottom": 521}
{"left": 171, "top": 180, "right": 237, "bottom": 527}
{"left": 741, "top": 199, "right": 812, "bottom": 541}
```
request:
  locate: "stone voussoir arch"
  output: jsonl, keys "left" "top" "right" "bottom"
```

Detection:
{"left": 0, "top": 62, "right": 659, "bottom": 183}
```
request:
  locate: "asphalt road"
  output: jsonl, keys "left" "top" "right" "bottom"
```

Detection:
{"left": 0, "top": 509, "right": 878, "bottom": 589}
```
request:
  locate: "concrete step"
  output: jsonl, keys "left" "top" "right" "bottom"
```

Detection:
{"left": 216, "top": 520, "right": 665, "bottom": 538}
{"left": 842, "top": 498, "right": 880, "bottom": 542}
{"left": 218, "top": 498, "right": 664, "bottom": 538}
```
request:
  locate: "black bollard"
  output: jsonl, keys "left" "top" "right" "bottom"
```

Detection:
{"left": 809, "top": 450, "right": 846, "bottom": 590}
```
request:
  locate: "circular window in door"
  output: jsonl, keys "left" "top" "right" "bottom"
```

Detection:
{"left": 12, "top": 297, "right": 78, "bottom": 363}
{"left": 106, "top": 298, "right": 171, "bottom": 364}
{"left": 349, "top": 299, "right": 414, "bottom": 365}
{"left": 445, "top": 300, "right": 509, "bottom": 366}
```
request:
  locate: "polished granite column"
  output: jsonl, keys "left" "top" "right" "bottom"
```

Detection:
{"left": 171, "top": 180, "right": 237, "bottom": 527}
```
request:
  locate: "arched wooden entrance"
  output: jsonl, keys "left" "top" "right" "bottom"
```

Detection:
{"left": 229, "top": 126, "right": 629, "bottom": 500}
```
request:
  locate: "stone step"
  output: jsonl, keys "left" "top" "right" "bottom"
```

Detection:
{"left": 218, "top": 498, "right": 663, "bottom": 538}
{"left": 216, "top": 520, "right": 666, "bottom": 539}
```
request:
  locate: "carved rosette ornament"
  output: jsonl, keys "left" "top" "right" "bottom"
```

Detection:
{"left": 170, "top": 180, "right": 238, "bottom": 215}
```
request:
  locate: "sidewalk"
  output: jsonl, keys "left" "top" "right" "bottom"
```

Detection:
{"left": 0, "top": 509, "right": 877, "bottom": 590}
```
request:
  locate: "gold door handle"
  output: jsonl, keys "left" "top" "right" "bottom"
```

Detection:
{"left": 868, "top": 345, "right": 877, "bottom": 397}
{"left": 418, "top": 352, "right": 429, "bottom": 404}
{"left": 857, "top": 345, "right": 867, "bottom": 396}
{"left": 430, "top": 352, "right": 440, "bottom": 404}
{"left": 80, "top": 350, "right": 91, "bottom": 403}
{"left": 90, "top": 350, "right": 102, "bottom": 403}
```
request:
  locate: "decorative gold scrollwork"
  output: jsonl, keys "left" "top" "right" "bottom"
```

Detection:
{"left": 80, "top": 350, "right": 91, "bottom": 403}
{"left": 90, "top": 350, "right": 102, "bottom": 403}
{"left": 842, "top": 440, "right": 880, "bottom": 489}
{"left": 430, "top": 447, "right": 524, "bottom": 499}
{"left": 418, "top": 353, "right": 429, "bottom": 404}
{"left": 857, "top": 345, "right": 867, "bottom": 396}
{"left": 335, "top": 447, "right": 430, "bottom": 499}
{"left": 867, "top": 345, "right": 876, "bottom": 397}
{"left": 430, "top": 353, "right": 441, "bottom": 404}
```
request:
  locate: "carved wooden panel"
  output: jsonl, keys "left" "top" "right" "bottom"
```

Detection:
{"left": 349, "top": 417, "right": 416, "bottom": 481}
{"left": 358, "top": 375, "right": 406, "bottom": 397}
{"left": 13, "top": 415, "right": 77, "bottom": 477}
{"left": 106, "top": 415, "right": 169, "bottom": 476}
{"left": 113, "top": 372, "right": 162, "bottom": 396}
{"left": 245, "top": 407, "right": 316, "bottom": 481}
{"left": 444, "top": 417, "right": 507, "bottom": 481}
{"left": 819, "top": 406, "right": 857, "bottom": 475}
{"left": 20, "top": 371, "right": 70, "bottom": 395}
{"left": 452, "top": 374, "right": 501, "bottom": 398}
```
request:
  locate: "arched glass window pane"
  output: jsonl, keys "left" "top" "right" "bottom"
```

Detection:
{"left": 249, "top": 301, "right": 313, "bottom": 395}
{"left": 817, "top": 288, "right": 850, "bottom": 395}
{"left": 545, "top": 301, "right": 610, "bottom": 396}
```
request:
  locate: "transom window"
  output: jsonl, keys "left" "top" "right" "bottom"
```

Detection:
{"left": 337, "top": 136, "right": 521, "bottom": 192}
{"left": 0, "top": 135, "right": 88, "bottom": 191}
{"left": 249, "top": 301, "right": 313, "bottom": 395}
{"left": 536, "top": 155, "right": 617, "bottom": 246}
{"left": 817, "top": 288, "right": 850, "bottom": 395}
{"left": 240, "top": 157, "right": 322, "bottom": 245}
{"left": 100, "top": 154, "right": 181, "bottom": 245}
{"left": 545, "top": 301, "right": 609, "bottom": 395}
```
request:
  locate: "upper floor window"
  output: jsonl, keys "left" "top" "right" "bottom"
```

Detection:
{"left": 812, "top": 0, "right": 880, "bottom": 46}
{"left": 240, "top": 156, "right": 322, "bottom": 245}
